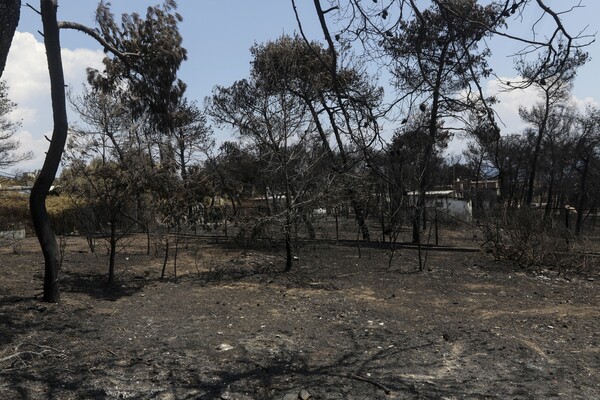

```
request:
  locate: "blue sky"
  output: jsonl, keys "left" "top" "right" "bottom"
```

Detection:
{"left": 13, "top": 1, "right": 324, "bottom": 126}
{"left": 3, "top": 0, "right": 599, "bottom": 173}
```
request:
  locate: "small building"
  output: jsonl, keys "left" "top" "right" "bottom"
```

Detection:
{"left": 454, "top": 178, "right": 501, "bottom": 196}
{"left": 453, "top": 178, "right": 500, "bottom": 217}
{"left": 407, "top": 190, "right": 472, "bottom": 221}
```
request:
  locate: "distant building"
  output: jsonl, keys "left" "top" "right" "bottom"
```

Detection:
{"left": 453, "top": 178, "right": 501, "bottom": 217}
{"left": 453, "top": 178, "right": 500, "bottom": 196}
{"left": 407, "top": 190, "right": 472, "bottom": 221}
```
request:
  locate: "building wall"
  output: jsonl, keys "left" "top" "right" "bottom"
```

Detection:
{"left": 425, "top": 196, "right": 472, "bottom": 222}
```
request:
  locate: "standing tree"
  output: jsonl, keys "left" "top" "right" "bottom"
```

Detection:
{"left": 209, "top": 43, "right": 327, "bottom": 270}
{"left": 29, "top": 0, "right": 70, "bottom": 302}
{"left": 518, "top": 50, "right": 587, "bottom": 206}
{"left": 0, "top": 0, "right": 20, "bottom": 78}
{"left": 16, "top": 0, "right": 186, "bottom": 302}
{"left": 570, "top": 107, "right": 600, "bottom": 235}
{"left": 537, "top": 103, "right": 577, "bottom": 217}
{"left": 462, "top": 108, "right": 503, "bottom": 209}
{"left": 385, "top": 0, "right": 499, "bottom": 242}
{"left": 390, "top": 112, "right": 450, "bottom": 254}
{"left": 167, "top": 99, "right": 213, "bottom": 233}
{"left": 249, "top": 35, "right": 383, "bottom": 241}
{"left": 0, "top": 80, "right": 32, "bottom": 169}
{"left": 65, "top": 84, "right": 146, "bottom": 283}
{"left": 169, "top": 99, "right": 212, "bottom": 182}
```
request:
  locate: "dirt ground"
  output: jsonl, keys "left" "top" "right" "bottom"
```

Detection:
{"left": 0, "top": 234, "right": 599, "bottom": 399}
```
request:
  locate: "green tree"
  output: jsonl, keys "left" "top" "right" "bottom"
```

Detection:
{"left": 26, "top": 0, "right": 187, "bottom": 302}
{"left": 87, "top": 0, "right": 187, "bottom": 135}
{"left": 0, "top": 80, "right": 31, "bottom": 169}
{"left": 65, "top": 84, "right": 148, "bottom": 283}
{"left": 0, "top": 0, "right": 20, "bottom": 78}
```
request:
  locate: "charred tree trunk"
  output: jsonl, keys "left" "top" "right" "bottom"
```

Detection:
{"left": 108, "top": 219, "right": 116, "bottom": 284}
{"left": 526, "top": 97, "right": 551, "bottom": 206}
{"left": 351, "top": 197, "right": 370, "bottom": 241}
{"left": 301, "top": 213, "right": 316, "bottom": 240}
{"left": 0, "top": 0, "right": 20, "bottom": 78}
{"left": 412, "top": 208, "right": 420, "bottom": 244}
{"left": 284, "top": 215, "right": 293, "bottom": 271}
{"left": 30, "top": 0, "right": 68, "bottom": 303}
{"left": 575, "top": 158, "right": 589, "bottom": 236}
{"left": 412, "top": 42, "right": 446, "bottom": 245}
{"left": 544, "top": 171, "right": 555, "bottom": 220}
{"left": 161, "top": 231, "right": 170, "bottom": 279}
{"left": 173, "top": 226, "right": 179, "bottom": 278}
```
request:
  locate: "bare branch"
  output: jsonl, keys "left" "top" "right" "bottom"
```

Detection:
{"left": 57, "top": 21, "right": 140, "bottom": 61}
{"left": 25, "top": 2, "right": 40, "bottom": 15}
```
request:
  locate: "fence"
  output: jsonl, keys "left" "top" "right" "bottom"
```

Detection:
{"left": 2, "top": 200, "right": 599, "bottom": 250}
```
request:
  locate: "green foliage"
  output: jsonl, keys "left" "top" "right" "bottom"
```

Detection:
{"left": 0, "top": 192, "right": 28, "bottom": 229}
{"left": 0, "top": 80, "right": 30, "bottom": 168}
{"left": 250, "top": 35, "right": 335, "bottom": 96}
{"left": 249, "top": 35, "right": 383, "bottom": 134}
{"left": 387, "top": 0, "right": 499, "bottom": 114}
{"left": 0, "top": 191, "right": 77, "bottom": 233}
{"left": 89, "top": 0, "right": 187, "bottom": 132}
{"left": 388, "top": 112, "right": 450, "bottom": 189}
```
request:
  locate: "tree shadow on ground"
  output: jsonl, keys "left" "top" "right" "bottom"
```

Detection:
{"left": 59, "top": 270, "right": 152, "bottom": 301}
{"left": 0, "top": 367, "right": 107, "bottom": 400}
{"left": 0, "top": 326, "right": 550, "bottom": 400}
{"left": 0, "top": 340, "right": 446, "bottom": 399}
{"left": 0, "top": 296, "right": 43, "bottom": 347}
{"left": 172, "top": 336, "right": 477, "bottom": 400}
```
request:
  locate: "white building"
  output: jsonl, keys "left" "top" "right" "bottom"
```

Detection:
{"left": 407, "top": 190, "right": 472, "bottom": 221}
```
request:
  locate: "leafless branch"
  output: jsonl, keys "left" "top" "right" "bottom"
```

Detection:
{"left": 25, "top": 2, "right": 41, "bottom": 15}
{"left": 57, "top": 21, "right": 140, "bottom": 62}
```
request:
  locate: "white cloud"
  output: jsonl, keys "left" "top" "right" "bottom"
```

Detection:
{"left": 2, "top": 31, "right": 104, "bottom": 173}
{"left": 572, "top": 96, "right": 599, "bottom": 110}
{"left": 10, "top": 130, "right": 48, "bottom": 173}
{"left": 488, "top": 77, "right": 600, "bottom": 135}
{"left": 6, "top": 105, "right": 36, "bottom": 126}
{"left": 2, "top": 32, "right": 49, "bottom": 105}
{"left": 445, "top": 76, "right": 599, "bottom": 160}
{"left": 486, "top": 77, "right": 538, "bottom": 135}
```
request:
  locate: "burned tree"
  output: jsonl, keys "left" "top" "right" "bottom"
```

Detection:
{"left": 22, "top": 0, "right": 187, "bottom": 302}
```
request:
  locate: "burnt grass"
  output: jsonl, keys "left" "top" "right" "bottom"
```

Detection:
{"left": 0, "top": 235, "right": 599, "bottom": 399}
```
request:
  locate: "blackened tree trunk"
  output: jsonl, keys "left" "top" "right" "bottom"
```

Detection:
{"left": 575, "top": 158, "right": 589, "bottom": 236}
{"left": 29, "top": 0, "right": 68, "bottom": 303}
{"left": 525, "top": 132, "right": 544, "bottom": 206}
{"left": 161, "top": 231, "right": 170, "bottom": 279}
{"left": 284, "top": 213, "right": 293, "bottom": 271}
{"left": 30, "top": 0, "right": 68, "bottom": 303}
{"left": 544, "top": 170, "right": 555, "bottom": 219}
{"left": 108, "top": 218, "right": 116, "bottom": 284}
{"left": 412, "top": 42, "right": 447, "bottom": 244}
{"left": 0, "top": 0, "right": 20, "bottom": 78}
{"left": 301, "top": 213, "right": 316, "bottom": 240}
{"left": 412, "top": 208, "right": 420, "bottom": 244}
{"left": 351, "top": 198, "right": 370, "bottom": 242}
